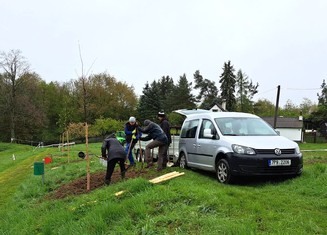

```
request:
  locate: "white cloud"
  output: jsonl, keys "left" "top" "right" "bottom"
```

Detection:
{"left": 1, "top": 0, "right": 326, "bottom": 106}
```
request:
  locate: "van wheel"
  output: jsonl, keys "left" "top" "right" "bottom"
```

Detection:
{"left": 179, "top": 153, "right": 188, "bottom": 169}
{"left": 216, "top": 159, "right": 233, "bottom": 184}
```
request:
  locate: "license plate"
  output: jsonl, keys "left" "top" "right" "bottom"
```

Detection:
{"left": 268, "top": 159, "right": 291, "bottom": 166}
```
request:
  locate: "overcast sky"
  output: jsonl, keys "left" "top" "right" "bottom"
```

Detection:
{"left": 2, "top": 0, "right": 326, "bottom": 107}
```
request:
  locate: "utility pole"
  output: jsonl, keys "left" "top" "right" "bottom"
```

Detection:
{"left": 273, "top": 85, "right": 280, "bottom": 129}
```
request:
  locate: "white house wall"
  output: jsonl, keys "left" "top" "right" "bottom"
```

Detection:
{"left": 276, "top": 128, "right": 302, "bottom": 142}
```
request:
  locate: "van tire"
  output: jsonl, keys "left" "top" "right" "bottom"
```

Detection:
{"left": 179, "top": 153, "right": 188, "bottom": 169}
{"left": 216, "top": 159, "right": 233, "bottom": 184}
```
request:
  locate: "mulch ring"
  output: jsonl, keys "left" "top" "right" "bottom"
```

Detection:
{"left": 46, "top": 168, "right": 158, "bottom": 200}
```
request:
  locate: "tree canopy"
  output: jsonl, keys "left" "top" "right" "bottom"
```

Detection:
{"left": 0, "top": 49, "right": 323, "bottom": 142}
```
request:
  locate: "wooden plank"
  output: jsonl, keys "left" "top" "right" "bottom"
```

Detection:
{"left": 148, "top": 171, "right": 180, "bottom": 183}
{"left": 150, "top": 172, "right": 185, "bottom": 184}
{"left": 115, "top": 190, "right": 126, "bottom": 196}
{"left": 149, "top": 171, "right": 182, "bottom": 183}
{"left": 114, "top": 171, "right": 185, "bottom": 196}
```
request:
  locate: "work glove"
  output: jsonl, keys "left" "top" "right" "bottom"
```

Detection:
{"left": 132, "top": 129, "right": 136, "bottom": 134}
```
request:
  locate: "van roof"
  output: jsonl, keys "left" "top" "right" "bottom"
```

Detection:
{"left": 174, "top": 109, "right": 259, "bottom": 119}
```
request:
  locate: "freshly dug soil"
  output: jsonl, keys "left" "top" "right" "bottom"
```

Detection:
{"left": 46, "top": 167, "right": 157, "bottom": 200}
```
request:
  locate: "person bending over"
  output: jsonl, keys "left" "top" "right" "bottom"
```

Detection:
{"left": 138, "top": 120, "right": 168, "bottom": 171}
{"left": 101, "top": 132, "right": 126, "bottom": 185}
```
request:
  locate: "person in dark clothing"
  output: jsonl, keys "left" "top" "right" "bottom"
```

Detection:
{"left": 124, "top": 116, "right": 142, "bottom": 167}
{"left": 158, "top": 111, "right": 171, "bottom": 168}
{"left": 101, "top": 133, "right": 126, "bottom": 185}
{"left": 138, "top": 119, "right": 168, "bottom": 171}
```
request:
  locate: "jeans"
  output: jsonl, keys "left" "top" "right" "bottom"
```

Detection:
{"left": 125, "top": 141, "right": 136, "bottom": 165}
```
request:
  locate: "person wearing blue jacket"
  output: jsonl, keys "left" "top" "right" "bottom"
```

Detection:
{"left": 138, "top": 119, "right": 168, "bottom": 171}
{"left": 101, "top": 133, "right": 126, "bottom": 185}
{"left": 124, "top": 116, "right": 142, "bottom": 167}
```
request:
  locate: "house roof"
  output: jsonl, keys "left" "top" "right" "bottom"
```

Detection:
{"left": 210, "top": 104, "right": 226, "bottom": 112}
{"left": 262, "top": 117, "right": 303, "bottom": 128}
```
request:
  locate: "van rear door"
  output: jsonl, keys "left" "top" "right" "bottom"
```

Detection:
{"left": 180, "top": 119, "right": 200, "bottom": 166}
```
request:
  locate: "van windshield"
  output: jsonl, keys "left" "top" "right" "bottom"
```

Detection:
{"left": 215, "top": 117, "right": 278, "bottom": 136}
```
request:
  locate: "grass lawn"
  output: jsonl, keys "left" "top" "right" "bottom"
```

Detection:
{"left": 0, "top": 142, "right": 326, "bottom": 234}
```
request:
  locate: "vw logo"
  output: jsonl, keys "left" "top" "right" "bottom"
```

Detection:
{"left": 274, "top": 148, "right": 282, "bottom": 156}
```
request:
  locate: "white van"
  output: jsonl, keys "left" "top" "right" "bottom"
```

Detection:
{"left": 174, "top": 109, "right": 303, "bottom": 184}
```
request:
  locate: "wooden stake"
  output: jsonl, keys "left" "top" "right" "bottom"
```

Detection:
{"left": 85, "top": 123, "right": 90, "bottom": 191}
{"left": 61, "top": 133, "right": 64, "bottom": 153}
{"left": 67, "top": 130, "right": 70, "bottom": 163}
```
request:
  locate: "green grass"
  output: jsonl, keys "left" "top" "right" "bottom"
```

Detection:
{"left": 0, "top": 142, "right": 326, "bottom": 234}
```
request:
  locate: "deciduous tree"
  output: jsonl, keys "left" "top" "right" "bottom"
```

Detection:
{"left": 0, "top": 49, "right": 30, "bottom": 141}
{"left": 253, "top": 99, "right": 275, "bottom": 117}
{"left": 310, "top": 79, "right": 327, "bottom": 131}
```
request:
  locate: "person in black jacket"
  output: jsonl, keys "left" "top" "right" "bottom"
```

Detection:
{"left": 138, "top": 119, "right": 168, "bottom": 171}
{"left": 124, "top": 116, "right": 142, "bottom": 167}
{"left": 158, "top": 111, "right": 171, "bottom": 168}
{"left": 101, "top": 133, "right": 126, "bottom": 185}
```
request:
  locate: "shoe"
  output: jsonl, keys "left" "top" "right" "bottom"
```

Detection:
{"left": 145, "top": 163, "right": 153, "bottom": 168}
{"left": 126, "top": 163, "right": 136, "bottom": 171}
{"left": 156, "top": 167, "right": 163, "bottom": 171}
{"left": 105, "top": 179, "right": 111, "bottom": 185}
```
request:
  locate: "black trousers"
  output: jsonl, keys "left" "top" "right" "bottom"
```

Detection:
{"left": 106, "top": 158, "right": 126, "bottom": 181}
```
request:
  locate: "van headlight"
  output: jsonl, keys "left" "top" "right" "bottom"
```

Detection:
{"left": 295, "top": 146, "right": 301, "bottom": 154}
{"left": 232, "top": 144, "right": 256, "bottom": 155}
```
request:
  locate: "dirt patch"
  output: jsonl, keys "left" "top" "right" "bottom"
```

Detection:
{"left": 46, "top": 167, "right": 158, "bottom": 200}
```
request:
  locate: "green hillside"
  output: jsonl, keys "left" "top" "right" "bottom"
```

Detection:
{"left": 0, "top": 142, "right": 326, "bottom": 234}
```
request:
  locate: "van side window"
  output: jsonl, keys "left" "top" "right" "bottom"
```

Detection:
{"left": 199, "top": 119, "right": 216, "bottom": 139}
{"left": 181, "top": 119, "right": 199, "bottom": 138}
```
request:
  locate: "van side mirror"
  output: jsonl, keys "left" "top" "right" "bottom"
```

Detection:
{"left": 203, "top": 128, "right": 213, "bottom": 138}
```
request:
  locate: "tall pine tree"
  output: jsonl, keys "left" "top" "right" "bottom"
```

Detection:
{"left": 168, "top": 74, "right": 196, "bottom": 110}
{"left": 194, "top": 70, "right": 219, "bottom": 109}
{"left": 219, "top": 61, "right": 236, "bottom": 111}
{"left": 157, "top": 76, "right": 175, "bottom": 113}
{"left": 235, "top": 69, "right": 259, "bottom": 112}
{"left": 137, "top": 82, "right": 161, "bottom": 122}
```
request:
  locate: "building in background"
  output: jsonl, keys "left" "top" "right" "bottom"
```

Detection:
{"left": 262, "top": 117, "right": 303, "bottom": 142}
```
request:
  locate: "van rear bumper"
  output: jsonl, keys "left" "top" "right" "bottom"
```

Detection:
{"left": 226, "top": 153, "right": 303, "bottom": 176}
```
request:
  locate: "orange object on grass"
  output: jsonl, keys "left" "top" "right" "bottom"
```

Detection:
{"left": 43, "top": 157, "right": 52, "bottom": 164}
